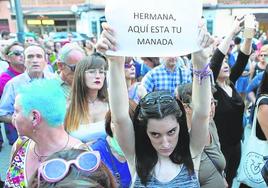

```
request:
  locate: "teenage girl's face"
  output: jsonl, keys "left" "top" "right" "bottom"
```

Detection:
{"left": 146, "top": 115, "right": 179, "bottom": 157}
{"left": 84, "top": 67, "right": 106, "bottom": 90}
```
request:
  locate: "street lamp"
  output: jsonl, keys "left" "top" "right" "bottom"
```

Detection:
{"left": 14, "top": 0, "right": 24, "bottom": 43}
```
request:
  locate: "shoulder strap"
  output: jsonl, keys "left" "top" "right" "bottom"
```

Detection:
{"left": 251, "top": 95, "right": 268, "bottom": 137}
{"left": 5, "top": 69, "right": 16, "bottom": 78}
{"left": 11, "top": 138, "right": 29, "bottom": 162}
{"left": 178, "top": 67, "right": 183, "bottom": 84}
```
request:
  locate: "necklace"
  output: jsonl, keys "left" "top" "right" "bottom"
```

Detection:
{"left": 33, "top": 134, "right": 70, "bottom": 162}
{"left": 88, "top": 97, "right": 98, "bottom": 104}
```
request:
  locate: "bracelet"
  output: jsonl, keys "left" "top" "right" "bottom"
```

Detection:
{"left": 192, "top": 63, "right": 214, "bottom": 85}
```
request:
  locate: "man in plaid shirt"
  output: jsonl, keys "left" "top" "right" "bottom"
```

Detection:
{"left": 141, "top": 57, "right": 192, "bottom": 95}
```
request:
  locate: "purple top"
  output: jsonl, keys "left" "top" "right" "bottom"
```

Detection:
{"left": 0, "top": 66, "right": 21, "bottom": 96}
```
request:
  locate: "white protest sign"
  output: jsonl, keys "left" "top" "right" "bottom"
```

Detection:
{"left": 105, "top": 0, "right": 202, "bottom": 57}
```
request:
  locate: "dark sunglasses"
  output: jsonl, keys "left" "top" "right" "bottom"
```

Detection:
{"left": 141, "top": 94, "right": 175, "bottom": 106}
{"left": 64, "top": 63, "right": 76, "bottom": 72}
{"left": 8, "top": 50, "right": 24, "bottom": 57}
{"left": 125, "top": 63, "right": 134, "bottom": 69}
{"left": 139, "top": 92, "right": 182, "bottom": 119}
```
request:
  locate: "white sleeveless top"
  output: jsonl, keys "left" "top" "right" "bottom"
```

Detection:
{"left": 69, "top": 120, "right": 106, "bottom": 143}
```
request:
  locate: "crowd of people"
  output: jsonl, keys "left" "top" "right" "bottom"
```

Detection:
{"left": 0, "top": 13, "right": 267, "bottom": 188}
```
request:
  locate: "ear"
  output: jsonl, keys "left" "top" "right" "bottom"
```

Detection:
{"left": 57, "top": 61, "right": 64, "bottom": 71}
{"left": 183, "top": 104, "right": 191, "bottom": 114}
{"left": 5, "top": 55, "right": 10, "bottom": 62}
{"left": 31, "top": 110, "right": 41, "bottom": 127}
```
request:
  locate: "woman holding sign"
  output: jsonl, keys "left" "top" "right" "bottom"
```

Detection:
{"left": 96, "top": 23, "right": 213, "bottom": 187}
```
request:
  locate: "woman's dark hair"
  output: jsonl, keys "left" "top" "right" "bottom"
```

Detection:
{"left": 177, "top": 83, "right": 216, "bottom": 103}
{"left": 258, "top": 65, "right": 268, "bottom": 95}
{"left": 29, "top": 149, "right": 117, "bottom": 188}
{"left": 133, "top": 91, "right": 194, "bottom": 185}
{"left": 141, "top": 57, "right": 160, "bottom": 67}
{"left": 105, "top": 100, "right": 137, "bottom": 137}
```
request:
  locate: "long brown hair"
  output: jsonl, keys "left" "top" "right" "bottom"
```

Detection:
{"left": 65, "top": 53, "right": 108, "bottom": 132}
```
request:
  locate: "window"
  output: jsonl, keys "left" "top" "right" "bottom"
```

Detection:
{"left": 55, "top": 20, "right": 67, "bottom": 26}
{"left": 0, "top": 19, "right": 9, "bottom": 32}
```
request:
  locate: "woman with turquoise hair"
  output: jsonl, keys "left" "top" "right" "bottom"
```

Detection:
{"left": 4, "top": 79, "right": 82, "bottom": 188}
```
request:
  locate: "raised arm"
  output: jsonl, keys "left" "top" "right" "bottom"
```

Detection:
{"left": 96, "top": 24, "right": 135, "bottom": 163}
{"left": 190, "top": 28, "right": 213, "bottom": 157}
{"left": 210, "top": 17, "right": 244, "bottom": 81}
{"left": 229, "top": 38, "right": 252, "bottom": 83}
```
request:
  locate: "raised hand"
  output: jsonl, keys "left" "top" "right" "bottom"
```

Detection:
{"left": 96, "top": 23, "right": 124, "bottom": 63}
{"left": 230, "top": 15, "right": 245, "bottom": 36}
{"left": 198, "top": 27, "right": 214, "bottom": 50}
{"left": 194, "top": 25, "right": 214, "bottom": 62}
{"left": 96, "top": 23, "right": 117, "bottom": 53}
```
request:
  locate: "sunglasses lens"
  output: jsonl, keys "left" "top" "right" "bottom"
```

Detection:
{"left": 159, "top": 95, "right": 174, "bottom": 103}
{"left": 65, "top": 64, "right": 76, "bottom": 72}
{"left": 14, "top": 52, "right": 22, "bottom": 56}
{"left": 8, "top": 51, "right": 23, "bottom": 56}
{"left": 78, "top": 153, "right": 98, "bottom": 171}
{"left": 44, "top": 160, "right": 67, "bottom": 180}
{"left": 125, "top": 63, "right": 133, "bottom": 68}
{"left": 145, "top": 98, "right": 155, "bottom": 105}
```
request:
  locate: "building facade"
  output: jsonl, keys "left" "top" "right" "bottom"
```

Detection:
{"left": 1, "top": 0, "right": 105, "bottom": 37}
{"left": 203, "top": 0, "right": 268, "bottom": 37}
{"left": 1, "top": 0, "right": 268, "bottom": 39}
{"left": 0, "top": 0, "right": 16, "bottom": 33}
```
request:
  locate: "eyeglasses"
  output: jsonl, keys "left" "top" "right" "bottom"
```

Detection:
{"left": 64, "top": 63, "right": 76, "bottom": 72}
{"left": 8, "top": 50, "right": 24, "bottom": 57}
{"left": 141, "top": 94, "right": 175, "bottom": 106}
{"left": 139, "top": 92, "right": 183, "bottom": 119}
{"left": 85, "top": 68, "right": 106, "bottom": 76}
{"left": 124, "top": 63, "right": 135, "bottom": 69}
{"left": 38, "top": 151, "right": 101, "bottom": 184}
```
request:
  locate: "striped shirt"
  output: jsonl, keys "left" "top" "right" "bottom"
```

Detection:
{"left": 141, "top": 64, "right": 192, "bottom": 95}
{"left": 133, "top": 164, "right": 200, "bottom": 188}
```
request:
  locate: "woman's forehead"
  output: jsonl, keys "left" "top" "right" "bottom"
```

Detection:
{"left": 147, "top": 115, "right": 179, "bottom": 132}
